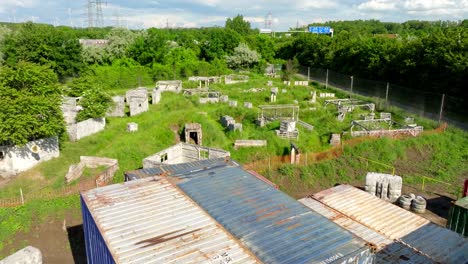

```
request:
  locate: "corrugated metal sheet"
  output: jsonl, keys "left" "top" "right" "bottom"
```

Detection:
{"left": 447, "top": 196, "right": 468, "bottom": 236}
{"left": 299, "top": 197, "right": 435, "bottom": 263}
{"left": 81, "top": 177, "right": 260, "bottom": 264}
{"left": 311, "top": 185, "right": 468, "bottom": 263}
{"left": 125, "top": 157, "right": 237, "bottom": 181}
{"left": 312, "top": 185, "right": 429, "bottom": 239}
{"left": 175, "top": 166, "right": 374, "bottom": 264}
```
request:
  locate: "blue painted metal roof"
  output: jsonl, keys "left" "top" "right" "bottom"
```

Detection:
{"left": 125, "top": 157, "right": 237, "bottom": 180}
{"left": 175, "top": 166, "right": 372, "bottom": 264}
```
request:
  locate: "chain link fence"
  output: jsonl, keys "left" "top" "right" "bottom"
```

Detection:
{"left": 300, "top": 67, "right": 467, "bottom": 130}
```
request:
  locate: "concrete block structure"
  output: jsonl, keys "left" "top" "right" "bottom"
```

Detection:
{"left": 244, "top": 102, "right": 253, "bottom": 108}
{"left": 276, "top": 121, "right": 299, "bottom": 139}
{"left": 219, "top": 95, "right": 229, "bottom": 102}
{"left": 142, "top": 143, "right": 230, "bottom": 168}
{"left": 330, "top": 133, "right": 341, "bottom": 146}
{"left": 126, "top": 88, "right": 149, "bottom": 116}
{"left": 65, "top": 156, "right": 118, "bottom": 184}
{"left": 0, "top": 137, "right": 59, "bottom": 178}
{"left": 106, "top": 96, "right": 125, "bottom": 117}
{"left": 155, "top": 80, "right": 182, "bottom": 93}
{"left": 184, "top": 123, "right": 202, "bottom": 145}
{"left": 0, "top": 246, "right": 42, "bottom": 264}
{"left": 61, "top": 96, "right": 81, "bottom": 125}
{"left": 228, "top": 100, "right": 237, "bottom": 107}
{"left": 67, "top": 118, "right": 106, "bottom": 142}
{"left": 365, "top": 172, "right": 402, "bottom": 202}
{"left": 224, "top": 74, "right": 249, "bottom": 84}
{"left": 220, "top": 116, "right": 242, "bottom": 132}
{"left": 151, "top": 89, "right": 161, "bottom": 104}
{"left": 127, "top": 122, "right": 138, "bottom": 132}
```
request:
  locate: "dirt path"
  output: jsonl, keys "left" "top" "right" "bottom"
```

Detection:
{"left": 0, "top": 208, "right": 86, "bottom": 263}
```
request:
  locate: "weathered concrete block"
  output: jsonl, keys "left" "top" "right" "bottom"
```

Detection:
{"left": 0, "top": 246, "right": 42, "bottom": 264}
{"left": 152, "top": 89, "right": 161, "bottom": 104}
{"left": 229, "top": 100, "right": 237, "bottom": 107}
{"left": 244, "top": 102, "right": 253, "bottom": 108}
{"left": 330, "top": 134, "right": 341, "bottom": 147}
{"left": 365, "top": 172, "right": 402, "bottom": 202}
{"left": 107, "top": 96, "right": 125, "bottom": 117}
{"left": 228, "top": 123, "right": 243, "bottom": 132}
{"left": 155, "top": 80, "right": 182, "bottom": 93}
{"left": 67, "top": 118, "right": 106, "bottom": 142}
{"left": 219, "top": 95, "right": 229, "bottom": 102}
{"left": 380, "top": 112, "right": 392, "bottom": 120}
{"left": 127, "top": 122, "right": 138, "bottom": 132}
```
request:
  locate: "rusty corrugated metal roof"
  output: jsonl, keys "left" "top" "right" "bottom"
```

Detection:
{"left": 311, "top": 185, "right": 468, "bottom": 263}
{"left": 312, "top": 185, "right": 429, "bottom": 239}
{"left": 299, "top": 197, "right": 435, "bottom": 263}
{"left": 81, "top": 177, "right": 260, "bottom": 264}
{"left": 174, "top": 166, "right": 373, "bottom": 264}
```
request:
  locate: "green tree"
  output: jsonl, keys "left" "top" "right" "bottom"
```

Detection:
{"left": 1, "top": 22, "right": 84, "bottom": 78}
{"left": 225, "top": 15, "right": 252, "bottom": 36}
{"left": 225, "top": 43, "right": 261, "bottom": 69}
{"left": 0, "top": 62, "right": 65, "bottom": 145}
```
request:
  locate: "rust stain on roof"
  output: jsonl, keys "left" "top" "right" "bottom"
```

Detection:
{"left": 136, "top": 228, "right": 202, "bottom": 248}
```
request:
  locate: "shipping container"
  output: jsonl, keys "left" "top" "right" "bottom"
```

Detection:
{"left": 174, "top": 166, "right": 375, "bottom": 264}
{"left": 447, "top": 196, "right": 468, "bottom": 236}
{"left": 81, "top": 177, "right": 260, "bottom": 264}
{"left": 299, "top": 197, "right": 435, "bottom": 263}
{"left": 312, "top": 185, "right": 468, "bottom": 263}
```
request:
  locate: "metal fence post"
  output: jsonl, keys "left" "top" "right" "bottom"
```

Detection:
{"left": 439, "top": 94, "right": 445, "bottom": 124}
{"left": 307, "top": 67, "right": 310, "bottom": 81}
{"left": 385, "top": 82, "right": 389, "bottom": 103}
{"left": 350, "top": 76, "right": 354, "bottom": 93}
{"left": 325, "top": 69, "right": 329, "bottom": 89}
{"left": 20, "top": 188, "right": 24, "bottom": 205}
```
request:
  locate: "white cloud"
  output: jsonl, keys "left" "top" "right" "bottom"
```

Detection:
{"left": 357, "top": 0, "right": 396, "bottom": 11}
{"left": 0, "top": 0, "right": 38, "bottom": 13}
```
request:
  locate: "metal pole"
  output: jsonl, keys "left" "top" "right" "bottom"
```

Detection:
{"left": 325, "top": 69, "right": 329, "bottom": 89}
{"left": 438, "top": 94, "right": 445, "bottom": 124}
{"left": 307, "top": 67, "right": 310, "bottom": 81}
{"left": 385, "top": 82, "right": 389, "bottom": 103}
{"left": 350, "top": 76, "right": 354, "bottom": 93}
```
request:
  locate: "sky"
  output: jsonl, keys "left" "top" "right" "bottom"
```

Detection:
{"left": 0, "top": 0, "right": 467, "bottom": 31}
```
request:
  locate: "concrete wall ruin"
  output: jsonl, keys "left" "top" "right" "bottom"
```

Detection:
{"left": 0, "top": 137, "right": 59, "bottom": 178}
{"left": 67, "top": 118, "right": 106, "bottom": 142}
{"left": 234, "top": 140, "right": 267, "bottom": 148}
{"left": 155, "top": 80, "right": 182, "bottom": 93}
{"left": 64, "top": 156, "right": 118, "bottom": 184}
{"left": 61, "top": 97, "right": 82, "bottom": 125}
{"left": 142, "top": 143, "right": 230, "bottom": 168}
{"left": 106, "top": 96, "right": 125, "bottom": 117}
{"left": 152, "top": 89, "right": 161, "bottom": 104}
{"left": 224, "top": 74, "right": 249, "bottom": 84}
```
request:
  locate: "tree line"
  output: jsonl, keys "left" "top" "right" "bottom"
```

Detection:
{"left": 279, "top": 19, "right": 468, "bottom": 98}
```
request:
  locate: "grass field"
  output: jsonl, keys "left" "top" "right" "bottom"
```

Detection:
{"left": 1, "top": 72, "right": 467, "bottom": 256}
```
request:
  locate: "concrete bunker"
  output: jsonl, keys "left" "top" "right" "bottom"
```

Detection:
{"left": 184, "top": 123, "right": 202, "bottom": 145}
